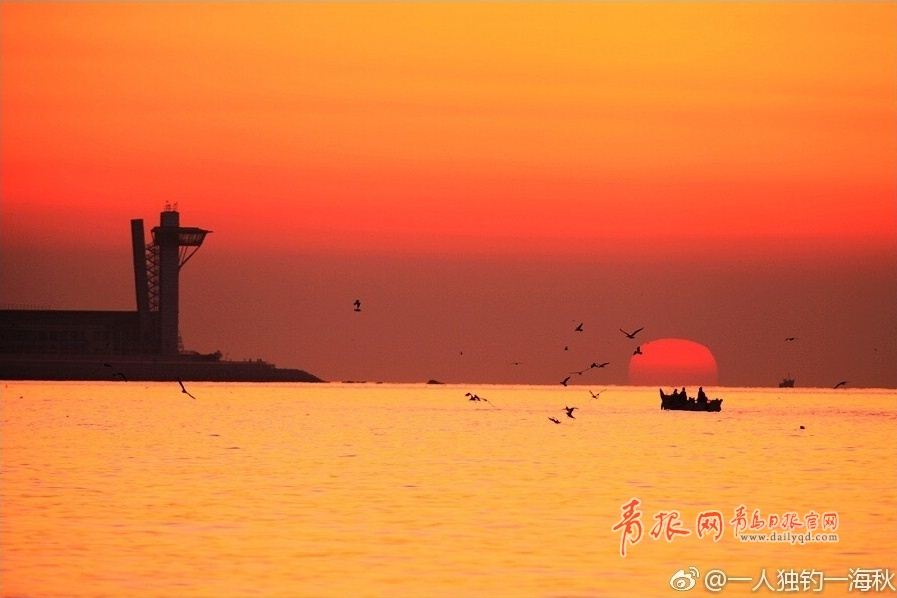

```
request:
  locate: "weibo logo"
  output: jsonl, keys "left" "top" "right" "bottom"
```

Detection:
{"left": 669, "top": 566, "right": 700, "bottom": 591}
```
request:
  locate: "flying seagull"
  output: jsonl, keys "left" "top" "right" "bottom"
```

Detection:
{"left": 633, "top": 346, "right": 643, "bottom": 356}
{"left": 561, "top": 376, "right": 571, "bottom": 387}
{"left": 589, "top": 389, "right": 606, "bottom": 399}
{"left": 353, "top": 299, "right": 362, "bottom": 312}
{"left": 590, "top": 361, "right": 610, "bottom": 369}
{"left": 833, "top": 381, "right": 847, "bottom": 389}
{"left": 785, "top": 337, "right": 798, "bottom": 341}
{"left": 178, "top": 379, "right": 197, "bottom": 400}
{"left": 548, "top": 417, "right": 561, "bottom": 424}
{"left": 466, "top": 392, "right": 497, "bottom": 408}
{"left": 620, "top": 327, "right": 644, "bottom": 340}
{"left": 574, "top": 322, "right": 584, "bottom": 332}
{"left": 564, "top": 406, "right": 578, "bottom": 419}
{"left": 569, "top": 368, "right": 587, "bottom": 376}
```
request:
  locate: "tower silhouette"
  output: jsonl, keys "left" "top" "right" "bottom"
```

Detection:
{"left": 131, "top": 205, "right": 210, "bottom": 355}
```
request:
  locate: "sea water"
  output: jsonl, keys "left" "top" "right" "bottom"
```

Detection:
{"left": 1, "top": 382, "right": 895, "bottom": 597}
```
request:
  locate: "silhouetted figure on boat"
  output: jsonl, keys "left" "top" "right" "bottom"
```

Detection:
{"left": 697, "top": 386, "right": 707, "bottom": 405}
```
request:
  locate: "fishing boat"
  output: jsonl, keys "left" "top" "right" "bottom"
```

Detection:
{"left": 660, "top": 388, "right": 722, "bottom": 412}
{"left": 778, "top": 377, "right": 795, "bottom": 388}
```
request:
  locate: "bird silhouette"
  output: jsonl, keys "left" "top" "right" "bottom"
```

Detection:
{"left": 589, "top": 389, "right": 606, "bottom": 399}
{"left": 785, "top": 337, "right": 798, "bottom": 341}
{"left": 511, "top": 361, "right": 523, "bottom": 366}
{"left": 353, "top": 299, "right": 362, "bottom": 312}
{"left": 569, "top": 368, "right": 587, "bottom": 376}
{"left": 564, "top": 406, "right": 578, "bottom": 419}
{"left": 620, "top": 327, "right": 644, "bottom": 340}
{"left": 590, "top": 361, "right": 610, "bottom": 369}
{"left": 548, "top": 417, "right": 561, "bottom": 424}
{"left": 178, "top": 379, "right": 197, "bottom": 400}
{"left": 465, "top": 392, "right": 497, "bottom": 408}
{"left": 103, "top": 363, "right": 127, "bottom": 381}
{"left": 833, "top": 381, "right": 847, "bottom": 389}
{"left": 564, "top": 345, "right": 569, "bottom": 351}
{"left": 574, "top": 322, "right": 584, "bottom": 332}
{"left": 561, "top": 376, "right": 571, "bottom": 387}
{"left": 633, "top": 346, "right": 643, "bottom": 355}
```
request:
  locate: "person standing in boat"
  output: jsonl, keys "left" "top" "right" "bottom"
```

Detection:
{"left": 697, "top": 386, "right": 708, "bottom": 405}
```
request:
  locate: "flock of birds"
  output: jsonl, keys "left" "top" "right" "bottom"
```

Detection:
{"left": 557, "top": 324, "right": 644, "bottom": 388}
{"left": 356, "top": 299, "right": 851, "bottom": 391}
{"left": 543, "top": 323, "right": 646, "bottom": 424}
{"left": 456, "top": 319, "right": 646, "bottom": 425}
{"left": 97, "top": 300, "right": 852, "bottom": 403}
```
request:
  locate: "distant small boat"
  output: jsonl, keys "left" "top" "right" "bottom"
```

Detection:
{"left": 779, "top": 377, "right": 795, "bottom": 388}
{"left": 660, "top": 388, "right": 722, "bottom": 412}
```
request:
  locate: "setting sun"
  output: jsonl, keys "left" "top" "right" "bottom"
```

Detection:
{"left": 628, "top": 338, "right": 719, "bottom": 386}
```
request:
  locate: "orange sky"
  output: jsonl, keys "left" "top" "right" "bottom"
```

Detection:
{"left": 2, "top": 2, "right": 896, "bottom": 386}
{"left": 3, "top": 2, "right": 895, "bottom": 258}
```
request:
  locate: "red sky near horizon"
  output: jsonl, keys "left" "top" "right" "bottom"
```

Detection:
{"left": 2, "top": 2, "right": 896, "bottom": 387}
{"left": 3, "top": 2, "right": 895, "bottom": 260}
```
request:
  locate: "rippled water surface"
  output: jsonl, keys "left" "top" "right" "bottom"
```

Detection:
{"left": 2, "top": 382, "right": 895, "bottom": 597}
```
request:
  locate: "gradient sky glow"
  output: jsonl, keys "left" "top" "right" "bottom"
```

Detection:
{"left": 2, "top": 2, "right": 896, "bottom": 387}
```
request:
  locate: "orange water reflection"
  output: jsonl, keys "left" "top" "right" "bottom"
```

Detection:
{"left": 2, "top": 383, "right": 895, "bottom": 596}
